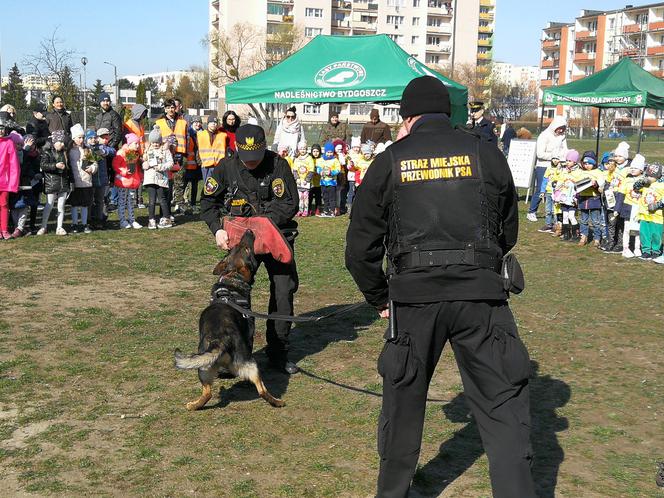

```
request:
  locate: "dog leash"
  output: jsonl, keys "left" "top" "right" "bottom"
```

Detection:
{"left": 217, "top": 297, "right": 368, "bottom": 323}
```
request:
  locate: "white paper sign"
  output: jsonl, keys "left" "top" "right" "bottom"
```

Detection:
{"left": 507, "top": 139, "right": 537, "bottom": 189}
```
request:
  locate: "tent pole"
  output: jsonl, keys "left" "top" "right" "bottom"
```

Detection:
{"left": 637, "top": 107, "right": 645, "bottom": 154}
{"left": 595, "top": 108, "right": 602, "bottom": 157}
{"left": 538, "top": 101, "right": 545, "bottom": 134}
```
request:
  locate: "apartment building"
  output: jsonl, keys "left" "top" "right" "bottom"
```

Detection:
{"left": 493, "top": 62, "right": 539, "bottom": 87}
{"left": 208, "top": 0, "right": 496, "bottom": 122}
{"left": 540, "top": 3, "right": 664, "bottom": 129}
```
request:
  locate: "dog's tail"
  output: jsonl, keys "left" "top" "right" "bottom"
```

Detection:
{"left": 174, "top": 346, "right": 222, "bottom": 370}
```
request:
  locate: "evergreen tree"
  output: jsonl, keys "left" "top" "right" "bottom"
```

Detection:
{"left": 3, "top": 63, "right": 27, "bottom": 109}
{"left": 57, "top": 65, "right": 81, "bottom": 111}
{"left": 135, "top": 80, "right": 147, "bottom": 106}
{"left": 88, "top": 79, "right": 105, "bottom": 107}
{"left": 118, "top": 78, "right": 135, "bottom": 90}
{"left": 142, "top": 77, "right": 159, "bottom": 102}
{"left": 174, "top": 76, "right": 195, "bottom": 109}
{"left": 162, "top": 77, "right": 175, "bottom": 101}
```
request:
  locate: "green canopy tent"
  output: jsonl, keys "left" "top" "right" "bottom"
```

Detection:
{"left": 225, "top": 34, "right": 468, "bottom": 126}
{"left": 541, "top": 57, "right": 664, "bottom": 154}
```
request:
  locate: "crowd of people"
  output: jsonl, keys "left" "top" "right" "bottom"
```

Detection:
{"left": 527, "top": 116, "right": 664, "bottom": 263}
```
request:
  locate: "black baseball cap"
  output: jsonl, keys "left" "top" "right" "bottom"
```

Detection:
{"left": 236, "top": 124, "right": 267, "bottom": 162}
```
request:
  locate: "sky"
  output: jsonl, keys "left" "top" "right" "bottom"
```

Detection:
{"left": 0, "top": 0, "right": 645, "bottom": 85}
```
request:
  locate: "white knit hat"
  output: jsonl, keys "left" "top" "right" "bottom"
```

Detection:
{"left": 70, "top": 123, "right": 85, "bottom": 139}
{"left": 614, "top": 141, "right": 630, "bottom": 160}
{"left": 350, "top": 136, "right": 361, "bottom": 148}
{"left": 630, "top": 153, "right": 646, "bottom": 171}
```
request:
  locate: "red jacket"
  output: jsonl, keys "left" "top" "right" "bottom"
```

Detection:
{"left": 113, "top": 145, "right": 143, "bottom": 189}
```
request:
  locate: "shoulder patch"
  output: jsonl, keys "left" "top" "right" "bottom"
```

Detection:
{"left": 204, "top": 177, "right": 219, "bottom": 195}
{"left": 272, "top": 178, "right": 285, "bottom": 197}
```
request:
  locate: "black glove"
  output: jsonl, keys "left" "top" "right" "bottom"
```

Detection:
{"left": 633, "top": 179, "right": 648, "bottom": 192}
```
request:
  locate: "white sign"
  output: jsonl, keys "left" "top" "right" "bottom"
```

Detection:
{"left": 314, "top": 61, "right": 367, "bottom": 88}
{"left": 507, "top": 139, "right": 537, "bottom": 189}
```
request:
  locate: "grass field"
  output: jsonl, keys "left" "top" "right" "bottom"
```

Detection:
{"left": 566, "top": 138, "right": 664, "bottom": 164}
{"left": 0, "top": 204, "right": 662, "bottom": 497}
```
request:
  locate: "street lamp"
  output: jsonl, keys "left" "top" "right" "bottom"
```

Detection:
{"left": 104, "top": 61, "right": 118, "bottom": 107}
{"left": 81, "top": 57, "right": 88, "bottom": 129}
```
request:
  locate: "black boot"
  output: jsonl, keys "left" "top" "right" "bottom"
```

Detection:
{"left": 569, "top": 225, "right": 580, "bottom": 242}
{"left": 561, "top": 224, "right": 570, "bottom": 241}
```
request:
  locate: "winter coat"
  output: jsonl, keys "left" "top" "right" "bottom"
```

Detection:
{"left": 360, "top": 120, "right": 392, "bottom": 144}
{"left": 68, "top": 146, "right": 99, "bottom": 188}
{"left": 319, "top": 121, "right": 350, "bottom": 144}
{"left": 0, "top": 136, "right": 20, "bottom": 193}
{"left": 142, "top": 146, "right": 173, "bottom": 188}
{"left": 95, "top": 108, "right": 124, "bottom": 149}
{"left": 112, "top": 145, "right": 143, "bottom": 189}
{"left": 45, "top": 109, "right": 74, "bottom": 143}
{"left": 25, "top": 116, "right": 51, "bottom": 175}
{"left": 536, "top": 116, "right": 568, "bottom": 167}
{"left": 272, "top": 118, "right": 302, "bottom": 156}
{"left": 40, "top": 141, "right": 71, "bottom": 194}
{"left": 91, "top": 144, "right": 114, "bottom": 188}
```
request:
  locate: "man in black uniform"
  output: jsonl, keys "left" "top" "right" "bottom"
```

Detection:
{"left": 468, "top": 100, "right": 497, "bottom": 144}
{"left": 200, "top": 124, "right": 300, "bottom": 374}
{"left": 345, "top": 77, "right": 535, "bottom": 498}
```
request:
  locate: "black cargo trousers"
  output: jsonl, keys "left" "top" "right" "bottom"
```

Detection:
{"left": 376, "top": 300, "right": 537, "bottom": 498}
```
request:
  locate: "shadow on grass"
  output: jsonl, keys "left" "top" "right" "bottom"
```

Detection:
{"left": 413, "top": 360, "right": 570, "bottom": 498}
{"left": 214, "top": 303, "right": 378, "bottom": 407}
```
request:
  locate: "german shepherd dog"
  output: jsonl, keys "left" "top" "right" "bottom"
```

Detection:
{"left": 174, "top": 230, "right": 285, "bottom": 410}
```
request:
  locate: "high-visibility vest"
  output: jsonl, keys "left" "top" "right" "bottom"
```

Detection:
{"left": 186, "top": 136, "right": 198, "bottom": 170}
{"left": 124, "top": 120, "right": 145, "bottom": 155}
{"left": 197, "top": 129, "right": 228, "bottom": 168}
{"left": 155, "top": 117, "right": 187, "bottom": 153}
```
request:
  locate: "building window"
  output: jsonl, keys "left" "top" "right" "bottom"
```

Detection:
{"left": 305, "top": 7, "right": 323, "bottom": 17}
{"left": 388, "top": 34, "right": 405, "bottom": 44}
{"left": 609, "top": 18, "right": 615, "bottom": 29}
{"left": 330, "top": 104, "right": 342, "bottom": 115}
{"left": 349, "top": 103, "right": 374, "bottom": 115}
{"left": 360, "top": 14, "right": 376, "bottom": 23}
{"left": 387, "top": 0, "right": 405, "bottom": 6}
{"left": 387, "top": 15, "right": 404, "bottom": 25}
{"left": 412, "top": 35, "right": 419, "bottom": 44}
{"left": 303, "top": 104, "right": 321, "bottom": 115}
{"left": 426, "top": 54, "right": 440, "bottom": 64}
{"left": 427, "top": 35, "right": 441, "bottom": 45}
{"left": 636, "top": 13, "right": 648, "bottom": 25}
{"left": 413, "top": 0, "right": 420, "bottom": 5}
{"left": 587, "top": 20, "right": 597, "bottom": 32}
{"left": 268, "top": 3, "right": 286, "bottom": 15}
{"left": 382, "top": 107, "right": 400, "bottom": 121}
{"left": 305, "top": 27, "right": 323, "bottom": 37}
{"left": 427, "top": 16, "right": 442, "bottom": 27}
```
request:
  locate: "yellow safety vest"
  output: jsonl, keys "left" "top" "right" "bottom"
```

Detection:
{"left": 155, "top": 117, "right": 187, "bottom": 153}
{"left": 197, "top": 129, "right": 228, "bottom": 168}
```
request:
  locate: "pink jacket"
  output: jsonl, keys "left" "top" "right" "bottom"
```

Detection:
{"left": 0, "top": 137, "right": 20, "bottom": 193}
{"left": 112, "top": 145, "right": 143, "bottom": 189}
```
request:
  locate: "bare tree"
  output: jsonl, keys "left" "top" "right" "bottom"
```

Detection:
{"left": 205, "top": 22, "right": 305, "bottom": 132}
{"left": 22, "top": 27, "right": 78, "bottom": 94}
{"left": 490, "top": 81, "right": 539, "bottom": 121}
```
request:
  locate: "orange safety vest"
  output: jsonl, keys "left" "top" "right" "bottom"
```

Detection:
{"left": 155, "top": 117, "right": 187, "bottom": 153}
{"left": 186, "top": 136, "right": 198, "bottom": 170}
{"left": 197, "top": 129, "right": 228, "bottom": 168}
{"left": 124, "top": 120, "right": 145, "bottom": 155}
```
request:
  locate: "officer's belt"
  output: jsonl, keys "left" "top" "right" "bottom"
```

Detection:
{"left": 394, "top": 247, "right": 501, "bottom": 273}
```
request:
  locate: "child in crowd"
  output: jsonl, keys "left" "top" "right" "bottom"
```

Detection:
{"left": 143, "top": 126, "right": 173, "bottom": 229}
{"left": 278, "top": 144, "right": 293, "bottom": 168}
{"left": 636, "top": 163, "right": 664, "bottom": 260}
{"left": 0, "top": 131, "right": 22, "bottom": 239}
{"left": 90, "top": 128, "right": 115, "bottom": 230}
{"left": 615, "top": 154, "right": 646, "bottom": 258}
{"left": 308, "top": 143, "right": 322, "bottom": 216}
{"left": 576, "top": 151, "right": 605, "bottom": 247}
{"left": 537, "top": 156, "right": 561, "bottom": 233}
{"left": 291, "top": 141, "right": 314, "bottom": 217}
{"left": 8, "top": 132, "right": 37, "bottom": 238}
{"left": 68, "top": 125, "right": 98, "bottom": 234}
{"left": 333, "top": 140, "right": 349, "bottom": 215}
{"left": 347, "top": 136, "right": 361, "bottom": 208}
{"left": 113, "top": 133, "right": 143, "bottom": 229}
{"left": 553, "top": 149, "right": 581, "bottom": 242}
{"left": 613, "top": 141, "right": 630, "bottom": 170}
{"left": 38, "top": 130, "right": 70, "bottom": 236}
{"left": 352, "top": 143, "right": 374, "bottom": 189}
{"left": 316, "top": 142, "right": 340, "bottom": 217}
{"left": 600, "top": 154, "right": 624, "bottom": 252}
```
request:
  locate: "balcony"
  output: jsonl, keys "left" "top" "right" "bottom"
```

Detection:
{"left": 541, "top": 59, "right": 558, "bottom": 68}
{"left": 353, "top": 1, "right": 378, "bottom": 11}
{"left": 621, "top": 47, "right": 640, "bottom": 56}
{"left": 426, "top": 25, "right": 453, "bottom": 35}
{"left": 478, "top": 38, "right": 493, "bottom": 47}
{"left": 542, "top": 38, "right": 560, "bottom": 48}
{"left": 333, "top": 19, "right": 352, "bottom": 29}
{"left": 573, "top": 52, "right": 596, "bottom": 63}
{"left": 211, "top": 14, "right": 219, "bottom": 27}
{"left": 477, "top": 51, "right": 492, "bottom": 60}
{"left": 647, "top": 46, "right": 664, "bottom": 56}
{"left": 540, "top": 79, "right": 557, "bottom": 87}
{"left": 479, "top": 0, "right": 494, "bottom": 5}
{"left": 623, "top": 23, "right": 646, "bottom": 33}
{"left": 283, "top": 14, "right": 294, "bottom": 23}
{"left": 479, "top": 12, "right": 494, "bottom": 21}
{"left": 478, "top": 25, "right": 494, "bottom": 34}
{"left": 427, "top": 6, "right": 453, "bottom": 17}
{"left": 352, "top": 21, "right": 377, "bottom": 31}
{"left": 572, "top": 75, "right": 588, "bottom": 81}
{"left": 332, "top": 0, "right": 352, "bottom": 10}
{"left": 426, "top": 44, "right": 452, "bottom": 53}
{"left": 649, "top": 21, "right": 664, "bottom": 31}
{"left": 575, "top": 30, "right": 596, "bottom": 41}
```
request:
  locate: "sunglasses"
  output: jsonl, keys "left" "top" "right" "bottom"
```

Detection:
{"left": 286, "top": 114, "right": 295, "bottom": 119}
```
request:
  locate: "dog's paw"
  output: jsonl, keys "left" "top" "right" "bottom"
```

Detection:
{"left": 270, "top": 398, "right": 286, "bottom": 408}
{"left": 185, "top": 401, "right": 201, "bottom": 411}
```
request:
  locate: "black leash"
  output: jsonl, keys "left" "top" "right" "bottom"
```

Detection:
{"left": 217, "top": 297, "right": 368, "bottom": 323}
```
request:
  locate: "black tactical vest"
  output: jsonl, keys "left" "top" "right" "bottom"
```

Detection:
{"left": 223, "top": 158, "right": 274, "bottom": 217}
{"left": 387, "top": 129, "right": 503, "bottom": 273}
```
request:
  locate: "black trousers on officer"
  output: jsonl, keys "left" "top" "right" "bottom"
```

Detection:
{"left": 257, "top": 242, "right": 299, "bottom": 363}
{"left": 376, "top": 300, "right": 536, "bottom": 498}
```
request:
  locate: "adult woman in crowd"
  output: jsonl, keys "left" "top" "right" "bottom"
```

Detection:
{"left": 221, "top": 110, "right": 240, "bottom": 154}
{"left": 45, "top": 95, "right": 74, "bottom": 146}
{"left": 272, "top": 106, "right": 301, "bottom": 157}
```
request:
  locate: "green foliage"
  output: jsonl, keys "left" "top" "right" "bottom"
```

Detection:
{"left": 88, "top": 79, "right": 105, "bottom": 108}
{"left": 2, "top": 63, "right": 27, "bottom": 108}
{"left": 118, "top": 78, "right": 135, "bottom": 90}
{"left": 55, "top": 65, "right": 80, "bottom": 112}
{"left": 141, "top": 76, "right": 159, "bottom": 102}
{"left": 135, "top": 81, "right": 146, "bottom": 106}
